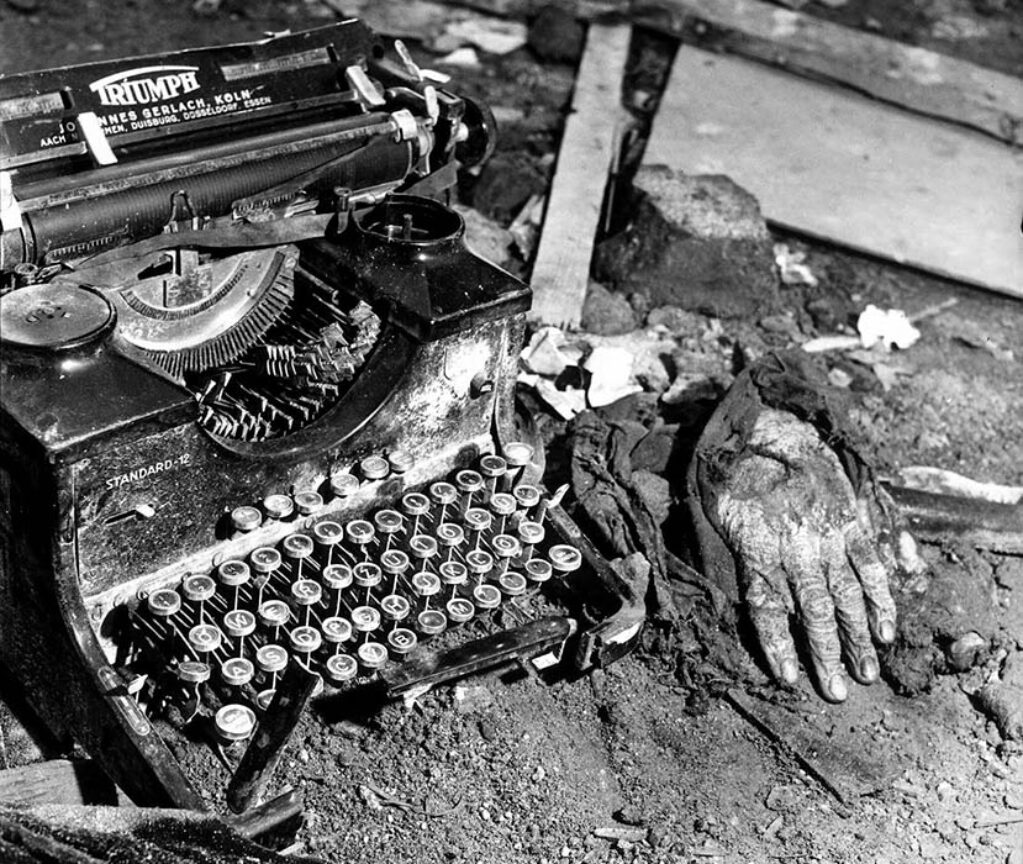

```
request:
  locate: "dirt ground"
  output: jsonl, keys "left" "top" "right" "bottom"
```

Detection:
{"left": 1, "top": 1, "right": 1022, "bottom": 863}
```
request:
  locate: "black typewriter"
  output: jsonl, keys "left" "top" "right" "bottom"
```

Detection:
{"left": 0, "top": 23, "right": 644, "bottom": 814}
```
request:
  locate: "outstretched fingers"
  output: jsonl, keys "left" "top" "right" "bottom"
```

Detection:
{"left": 745, "top": 566, "right": 799, "bottom": 685}
{"left": 821, "top": 529, "right": 879, "bottom": 685}
{"left": 845, "top": 522, "right": 898, "bottom": 645}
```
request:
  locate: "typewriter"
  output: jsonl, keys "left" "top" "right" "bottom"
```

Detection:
{"left": 0, "top": 22, "right": 644, "bottom": 813}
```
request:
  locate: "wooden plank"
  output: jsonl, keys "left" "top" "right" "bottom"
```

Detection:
{"left": 0, "top": 759, "right": 122, "bottom": 806}
{"left": 528, "top": 22, "right": 631, "bottom": 328}
{"left": 449, "top": 0, "right": 1023, "bottom": 145}
{"left": 644, "top": 48, "right": 1023, "bottom": 299}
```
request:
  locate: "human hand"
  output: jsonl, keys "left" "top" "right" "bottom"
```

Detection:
{"left": 713, "top": 408, "right": 900, "bottom": 702}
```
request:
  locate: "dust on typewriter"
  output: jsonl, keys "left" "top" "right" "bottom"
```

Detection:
{"left": 0, "top": 21, "right": 645, "bottom": 815}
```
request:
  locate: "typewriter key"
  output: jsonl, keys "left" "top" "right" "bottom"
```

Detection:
{"left": 473, "top": 584, "right": 502, "bottom": 610}
{"left": 479, "top": 454, "right": 507, "bottom": 498}
{"left": 290, "top": 625, "right": 322, "bottom": 656}
{"left": 360, "top": 455, "right": 390, "bottom": 481}
{"left": 417, "top": 609, "right": 447, "bottom": 636}
{"left": 291, "top": 579, "right": 323, "bottom": 606}
{"left": 491, "top": 534, "right": 521, "bottom": 572}
{"left": 357, "top": 642, "right": 388, "bottom": 670}
{"left": 387, "top": 450, "right": 413, "bottom": 475}
{"left": 231, "top": 506, "right": 262, "bottom": 533}
{"left": 177, "top": 661, "right": 211, "bottom": 684}
{"left": 387, "top": 627, "right": 418, "bottom": 656}
{"left": 294, "top": 491, "right": 324, "bottom": 516}
{"left": 322, "top": 564, "right": 354, "bottom": 591}
{"left": 513, "top": 485, "right": 541, "bottom": 513}
{"left": 223, "top": 609, "right": 257, "bottom": 639}
{"left": 283, "top": 534, "right": 314, "bottom": 559}
{"left": 439, "top": 560, "right": 468, "bottom": 586}
{"left": 548, "top": 545, "right": 583, "bottom": 574}
{"left": 351, "top": 605, "right": 381, "bottom": 634}
{"left": 429, "top": 481, "right": 458, "bottom": 523}
{"left": 401, "top": 492, "right": 430, "bottom": 516}
{"left": 374, "top": 510, "right": 404, "bottom": 547}
{"left": 409, "top": 534, "right": 439, "bottom": 565}
{"left": 347, "top": 520, "right": 376, "bottom": 556}
{"left": 182, "top": 574, "right": 216, "bottom": 603}
{"left": 517, "top": 521, "right": 545, "bottom": 560}
{"left": 489, "top": 492, "right": 517, "bottom": 534}
{"left": 455, "top": 470, "right": 484, "bottom": 515}
{"left": 312, "top": 520, "right": 344, "bottom": 549}
{"left": 321, "top": 616, "right": 353, "bottom": 644}
{"left": 412, "top": 571, "right": 441, "bottom": 598}
{"left": 381, "top": 594, "right": 411, "bottom": 622}
{"left": 380, "top": 549, "right": 410, "bottom": 577}
{"left": 147, "top": 588, "right": 182, "bottom": 617}
{"left": 353, "top": 562, "right": 382, "bottom": 590}
{"left": 258, "top": 599, "right": 291, "bottom": 629}
{"left": 446, "top": 597, "right": 475, "bottom": 623}
{"left": 216, "top": 704, "right": 256, "bottom": 742}
{"left": 524, "top": 559, "right": 553, "bottom": 584}
{"left": 436, "top": 522, "right": 465, "bottom": 556}
{"left": 330, "top": 471, "right": 359, "bottom": 499}
{"left": 221, "top": 658, "right": 255, "bottom": 687}
{"left": 498, "top": 572, "right": 528, "bottom": 597}
{"left": 325, "top": 653, "right": 358, "bottom": 683}
{"left": 188, "top": 624, "right": 223, "bottom": 654}
{"left": 250, "top": 547, "right": 283, "bottom": 574}
{"left": 464, "top": 508, "right": 492, "bottom": 549}
{"left": 255, "top": 644, "right": 289, "bottom": 674}
{"left": 217, "top": 560, "right": 251, "bottom": 588}
{"left": 465, "top": 550, "right": 494, "bottom": 579}
{"left": 263, "top": 494, "right": 295, "bottom": 521}
{"left": 501, "top": 441, "right": 534, "bottom": 490}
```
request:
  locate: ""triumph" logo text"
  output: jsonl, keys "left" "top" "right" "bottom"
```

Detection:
{"left": 89, "top": 65, "right": 201, "bottom": 107}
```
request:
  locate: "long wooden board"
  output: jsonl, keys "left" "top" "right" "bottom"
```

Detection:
{"left": 449, "top": 0, "right": 1023, "bottom": 145}
{"left": 644, "top": 48, "right": 1023, "bottom": 298}
{"left": 527, "top": 22, "right": 631, "bottom": 327}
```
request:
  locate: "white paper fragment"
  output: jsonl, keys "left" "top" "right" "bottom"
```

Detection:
{"left": 857, "top": 305, "right": 921, "bottom": 350}
{"left": 774, "top": 243, "right": 819, "bottom": 287}
{"left": 437, "top": 47, "right": 480, "bottom": 67}
{"left": 584, "top": 346, "right": 642, "bottom": 407}
{"left": 535, "top": 379, "right": 586, "bottom": 420}
{"left": 521, "top": 326, "right": 569, "bottom": 377}
{"left": 441, "top": 18, "right": 528, "bottom": 54}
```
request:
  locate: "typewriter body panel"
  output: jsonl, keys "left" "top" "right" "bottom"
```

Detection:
{"left": 0, "top": 24, "right": 644, "bottom": 813}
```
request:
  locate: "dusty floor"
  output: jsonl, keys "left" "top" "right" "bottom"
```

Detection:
{"left": 1, "top": 1, "right": 1022, "bottom": 863}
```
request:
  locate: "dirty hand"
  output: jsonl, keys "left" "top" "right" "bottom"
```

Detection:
{"left": 714, "top": 409, "right": 899, "bottom": 702}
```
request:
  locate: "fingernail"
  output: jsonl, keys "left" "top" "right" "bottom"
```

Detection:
{"left": 828, "top": 674, "right": 848, "bottom": 702}
{"left": 859, "top": 656, "right": 879, "bottom": 683}
{"left": 879, "top": 620, "right": 896, "bottom": 643}
{"left": 780, "top": 659, "right": 798, "bottom": 684}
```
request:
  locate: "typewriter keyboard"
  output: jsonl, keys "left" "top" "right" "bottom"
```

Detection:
{"left": 127, "top": 454, "right": 580, "bottom": 742}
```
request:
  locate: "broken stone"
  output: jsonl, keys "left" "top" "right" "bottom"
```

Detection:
{"left": 527, "top": 5, "right": 584, "bottom": 63}
{"left": 594, "top": 166, "right": 779, "bottom": 320}
{"left": 581, "top": 281, "right": 639, "bottom": 335}
{"left": 946, "top": 631, "right": 988, "bottom": 672}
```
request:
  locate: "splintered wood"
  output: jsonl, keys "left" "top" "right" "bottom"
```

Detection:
{"left": 528, "top": 22, "right": 630, "bottom": 328}
{"left": 644, "top": 48, "right": 1023, "bottom": 299}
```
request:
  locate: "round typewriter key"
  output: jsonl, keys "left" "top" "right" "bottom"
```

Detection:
{"left": 473, "top": 584, "right": 502, "bottom": 610}
{"left": 464, "top": 507, "right": 492, "bottom": 534}
{"left": 217, "top": 560, "right": 251, "bottom": 588}
{"left": 282, "top": 533, "right": 314, "bottom": 560}
{"left": 256, "top": 689, "right": 276, "bottom": 711}
{"left": 465, "top": 550, "right": 494, "bottom": 577}
{"left": 439, "top": 561, "right": 468, "bottom": 586}
{"left": 182, "top": 574, "right": 216, "bottom": 603}
{"left": 429, "top": 482, "right": 458, "bottom": 506}
{"left": 250, "top": 547, "right": 282, "bottom": 574}
{"left": 230, "top": 506, "right": 262, "bottom": 533}
{"left": 220, "top": 657, "right": 255, "bottom": 687}
{"left": 177, "top": 661, "right": 211, "bottom": 684}
{"left": 223, "top": 609, "right": 257, "bottom": 638}
{"left": 401, "top": 492, "right": 430, "bottom": 517}
{"left": 294, "top": 491, "right": 324, "bottom": 515}
{"left": 518, "top": 520, "right": 545, "bottom": 547}
{"left": 524, "top": 559, "right": 553, "bottom": 584}
{"left": 322, "top": 564, "right": 353, "bottom": 591}
{"left": 291, "top": 579, "right": 323, "bottom": 606}
{"left": 147, "top": 588, "right": 182, "bottom": 617}
{"left": 502, "top": 441, "right": 535, "bottom": 467}
{"left": 321, "top": 616, "right": 353, "bottom": 644}
{"left": 417, "top": 609, "right": 447, "bottom": 636}
{"left": 351, "top": 605, "right": 381, "bottom": 633}
{"left": 446, "top": 597, "right": 476, "bottom": 623}
{"left": 290, "top": 625, "right": 322, "bottom": 655}
{"left": 387, "top": 450, "right": 413, "bottom": 474}
{"left": 455, "top": 470, "right": 485, "bottom": 494}
{"left": 479, "top": 454, "right": 507, "bottom": 480}
{"left": 360, "top": 455, "right": 390, "bottom": 481}
{"left": 255, "top": 644, "right": 289, "bottom": 674}
{"left": 549, "top": 545, "right": 583, "bottom": 574}
{"left": 387, "top": 627, "right": 418, "bottom": 656}
{"left": 188, "top": 624, "right": 223, "bottom": 654}
{"left": 330, "top": 471, "right": 359, "bottom": 499}
{"left": 380, "top": 549, "right": 410, "bottom": 576}
{"left": 258, "top": 599, "right": 291, "bottom": 629}
{"left": 489, "top": 492, "right": 516, "bottom": 517}
{"left": 513, "top": 485, "right": 542, "bottom": 512}
{"left": 357, "top": 642, "right": 388, "bottom": 670}
{"left": 313, "top": 520, "right": 344, "bottom": 547}
{"left": 436, "top": 523, "right": 465, "bottom": 549}
{"left": 380, "top": 594, "right": 411, "bottom": 621}
{"left": 325, "top": 653, "right": 359, "bottom": 683}
{"left": 374, "top": 509, "right": 404, "bottom": 536}
{"left": 263, "top": 494, "right": 295, "bottom": 520}
{"left": 216, "top": 704, "right": 256, "bottom": 741}
{"left": 498, "top": 572, "right": 528, "bottom": 597}
{"left": 492, "top": 534, "right": 521, "bottom": 561}
{"left": 353, "top": 562, "right": 382, "bottom": 589}
{"left": 346, "top": 519, "right": 376, "bottom": 547}
{"left": 409, "top": 534, "right": 438, "bottom": 561}
{"left": 411, "top": 571, "right": 441, "bottom": 597}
